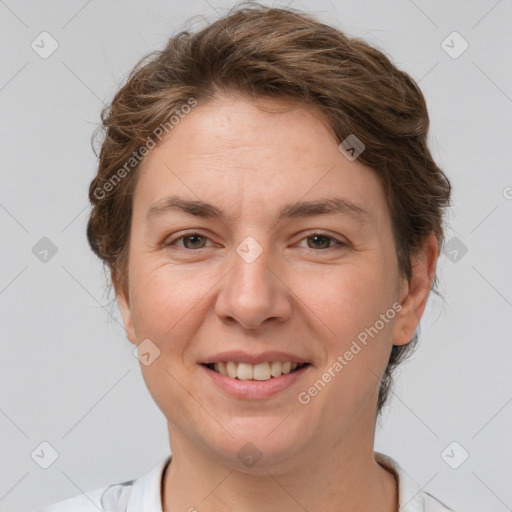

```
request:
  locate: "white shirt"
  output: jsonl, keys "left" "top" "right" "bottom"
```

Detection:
{"left": 33, "top": 452, "right": 455, "bottom": 511}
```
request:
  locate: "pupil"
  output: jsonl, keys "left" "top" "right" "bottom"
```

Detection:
{"left": 185, "top": 235, "right": 205, "bottom": 249}
{"left": 310, "top": 235, "right": 328, "bottom": 249}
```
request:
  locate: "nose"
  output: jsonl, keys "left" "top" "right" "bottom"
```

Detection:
{"left": 214, "top": 240, "right": 293, "bottom": 330}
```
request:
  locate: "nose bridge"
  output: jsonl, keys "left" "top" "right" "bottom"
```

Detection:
{"left": 232, "top": 233, "right": 274, "bottom": 304}
{"left": 215, "top": 233, "right": 291, "bottom": 329}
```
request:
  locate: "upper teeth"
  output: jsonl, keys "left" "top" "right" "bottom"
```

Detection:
{"left": 213, "top": 361, "right": 305, "bottom": 380}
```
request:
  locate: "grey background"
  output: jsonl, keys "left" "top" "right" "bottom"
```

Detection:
{"left": 1, "top": 0, "right": 511, "bottom": 511}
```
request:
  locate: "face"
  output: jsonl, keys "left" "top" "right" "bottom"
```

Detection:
{"left": 118, "top": 94, "right": 437, "bottom": 469}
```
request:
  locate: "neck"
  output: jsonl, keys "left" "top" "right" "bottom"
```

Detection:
{"left": 161, "top": 415, "right": 398, "bottom": 512}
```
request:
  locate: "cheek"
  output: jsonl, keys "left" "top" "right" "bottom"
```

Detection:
{"left": 128, "top": 262, "right": 208, "bottom": 344}
{"left": 128, "top": 264, "right": 211, "bottom": 419}
{"left": 294, "top": 259, "right": 397, "bottom": 343}
{"left": 295, "top": 265, "right": 397, "bottom": 416}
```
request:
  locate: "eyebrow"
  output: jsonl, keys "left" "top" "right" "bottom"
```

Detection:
{"left": 145, "top": 195, "right": 370, "bottom": 225}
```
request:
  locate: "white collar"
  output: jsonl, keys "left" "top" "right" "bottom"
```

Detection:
{"left": 375, "top": 451, "right": 425, "bottom": 511}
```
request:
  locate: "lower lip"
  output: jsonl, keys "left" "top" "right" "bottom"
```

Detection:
{"left": 200, "top": 364, "right": 311, "bottom": 399}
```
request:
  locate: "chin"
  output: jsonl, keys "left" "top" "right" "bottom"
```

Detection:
{"left": 198, "top": 421, "right": 308, "bottom": 471}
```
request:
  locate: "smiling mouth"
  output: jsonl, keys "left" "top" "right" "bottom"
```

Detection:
{"left": 202, "top": 361, "right": 311, "bottom": 381}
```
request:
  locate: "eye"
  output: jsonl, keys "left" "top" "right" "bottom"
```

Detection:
{"left": 298, "top": 232, "right": 347, "bottom": 250}
{"left": 164, "top": 231, "right": 347, "bottom": 251}
{"left": 167, "top": 233, "right": 212, "bottom": 250}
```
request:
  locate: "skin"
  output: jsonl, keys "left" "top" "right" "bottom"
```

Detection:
{"left": 117, "top": 93, "right": 439, "bottom": 512}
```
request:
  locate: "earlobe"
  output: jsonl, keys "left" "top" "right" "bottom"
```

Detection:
{"left": 392, "top": 234, "right": 439, "bottom": 346}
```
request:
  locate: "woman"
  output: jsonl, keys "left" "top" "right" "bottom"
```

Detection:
{"left": 36, "top": 3, "right": 454, "bottom": 511}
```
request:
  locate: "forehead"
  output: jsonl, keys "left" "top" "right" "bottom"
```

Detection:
{"left": 133, "top": 94, "right": 389, "bottom": 228}
{"left": 168, "top": 94, "right": 337, "bottom": 158}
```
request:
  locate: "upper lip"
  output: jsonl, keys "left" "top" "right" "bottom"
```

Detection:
{"left": 201, "top": 350, "right": 310, "bottom": 365}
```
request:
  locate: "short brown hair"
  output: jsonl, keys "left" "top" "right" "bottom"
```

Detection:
{"left": 87, "top": 2, "right": 451, "bottom": 417}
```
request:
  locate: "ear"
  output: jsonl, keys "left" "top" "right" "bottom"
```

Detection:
{"left": 117, "top": 286, "right": 137, "bottom": 345}
{"left": 392, "top": 233, "right": 439, "bottom": 346}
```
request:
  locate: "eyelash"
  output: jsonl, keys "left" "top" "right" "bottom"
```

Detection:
{"left": 164, "top": 231, "right": 348, "bottom": 252}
